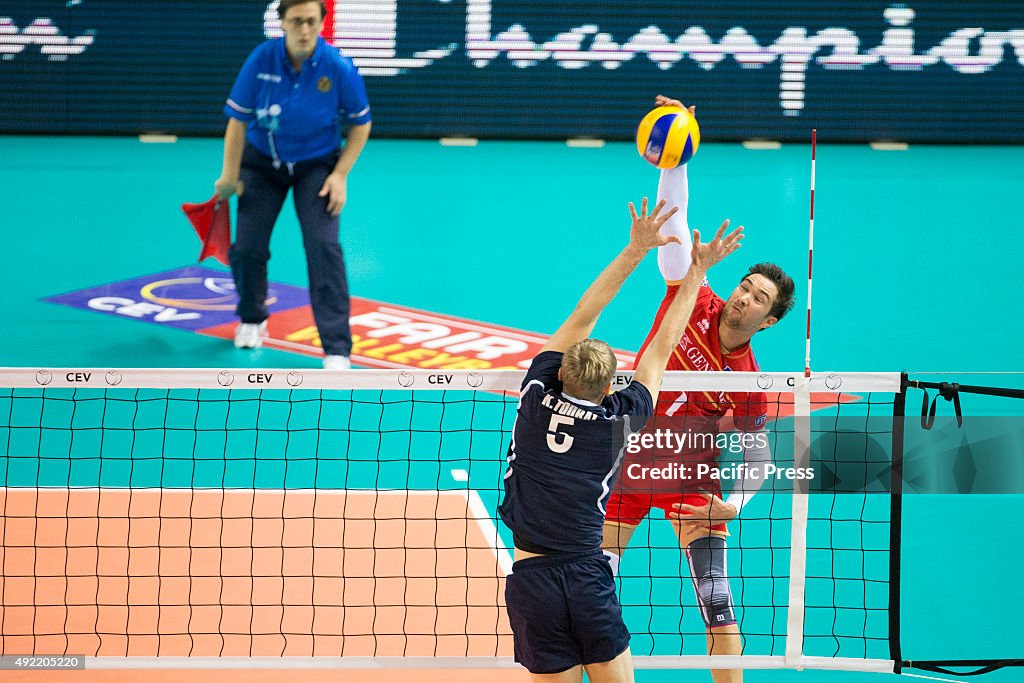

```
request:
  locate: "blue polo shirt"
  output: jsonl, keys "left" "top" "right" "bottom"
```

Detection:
{"left": 225, "top": 37, "right": 371, "bottom": 164}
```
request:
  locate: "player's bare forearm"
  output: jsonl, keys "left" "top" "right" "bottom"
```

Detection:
{"left": 541, "top": 244, "right": 647, "bottom": 353}
{"left": 214, "top": 119, "right": 248, "bottom": 198}
{"left": 220, "top": 119, "right": 246, "bottom": 180}
{"left": 333, "top": 122, "right": 371, "bottom": 177}
{"left": 541, "top": 198, "right": 680, "bottom": 354}
{"left": 317, "top": 124, "right": 371, "bottom": 217}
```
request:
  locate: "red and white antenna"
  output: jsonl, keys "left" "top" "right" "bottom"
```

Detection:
{"left": 805, "top": 129, "right": 816, "bottom": 378}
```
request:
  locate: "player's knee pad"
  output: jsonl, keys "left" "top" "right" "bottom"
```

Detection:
{"left": 687, "top": 536, "right": 736, "bottom": 628}
{"left": 695, "top": 575, "right": 734, "bottom": 628}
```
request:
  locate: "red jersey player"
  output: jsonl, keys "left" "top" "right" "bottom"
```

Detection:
{"left": 602, "top": 96, "right": 796, "bottom": 683}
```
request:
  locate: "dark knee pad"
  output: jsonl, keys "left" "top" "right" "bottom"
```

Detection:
{"left": 687, "top": 536, "right": 736, "bottom": 628}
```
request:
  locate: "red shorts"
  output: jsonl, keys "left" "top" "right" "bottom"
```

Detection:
{"left": 605, "top": 490, "right": 728, "bottom": 533}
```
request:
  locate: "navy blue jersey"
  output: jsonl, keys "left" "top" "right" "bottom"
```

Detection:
{"left": 499, "top": 351, "right": 654, "bottom": 553}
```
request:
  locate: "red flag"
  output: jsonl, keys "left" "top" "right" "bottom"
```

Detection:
{"left": 181, "top": 195, "right": 231, "bottom": 265}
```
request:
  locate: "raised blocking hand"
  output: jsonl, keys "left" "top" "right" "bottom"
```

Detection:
{"left": 627, "top": 197, "right": 681, "bottom": 254}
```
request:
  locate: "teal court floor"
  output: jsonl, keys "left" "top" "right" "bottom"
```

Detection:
{"left": 1, "top": 136, "right": 1022, "bottom": 681}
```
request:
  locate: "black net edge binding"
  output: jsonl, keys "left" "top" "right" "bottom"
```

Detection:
{"left": 900, "top": 374, "right": 1024, "bottom": 677}
{"left": 888, "top": 373, "right": 907, "bottom": 674}
{"left": 903, "top": 659, "right": 1024, "bottom": 677}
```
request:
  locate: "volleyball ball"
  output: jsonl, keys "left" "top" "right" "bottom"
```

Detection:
{"left": 636, "top": 106, "right": 700, "bottom": 169}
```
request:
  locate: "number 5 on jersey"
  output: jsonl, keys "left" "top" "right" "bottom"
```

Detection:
{"left": 547, "top": 415, "right": 575, "bottom": 453}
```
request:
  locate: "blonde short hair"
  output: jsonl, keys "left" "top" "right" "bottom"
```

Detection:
{"left": 561, "top": 339, "right": 617, "bottom": 401}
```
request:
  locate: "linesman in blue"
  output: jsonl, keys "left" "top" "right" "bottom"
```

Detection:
{"left": 214, "top": 0, "right": 372, "bottom": 369}
{"left": 500, "top": 198, "right": 743, "bottom": 681}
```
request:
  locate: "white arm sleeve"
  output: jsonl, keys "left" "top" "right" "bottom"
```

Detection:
{"left": 656, "top": 165, "right": 692, "bottom": 283}
{"left": 725, "top": 434, "right": 771, "bottom": 514}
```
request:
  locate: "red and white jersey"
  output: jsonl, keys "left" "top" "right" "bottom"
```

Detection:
{"left": 635, "top": 280, "right": 768, "bottom": 432}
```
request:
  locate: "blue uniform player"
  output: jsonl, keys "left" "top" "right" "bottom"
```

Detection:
{"left": 500, "top": 198, "right": 744, "bottom": 682}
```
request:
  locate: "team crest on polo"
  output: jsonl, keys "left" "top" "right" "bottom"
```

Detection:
{"left": 317, "top": 76, "right": 332, "bottom": 92}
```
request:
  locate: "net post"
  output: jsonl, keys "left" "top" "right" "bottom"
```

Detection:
{"left": 784, "top": 376, "right": 811, "bottom": 667}
{"left": 889, "top": 373, "right": 908, "bottom": 674}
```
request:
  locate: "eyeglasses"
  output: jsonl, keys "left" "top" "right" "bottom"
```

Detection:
{"left": 284, "top": 16, "right": 322, "bottom": 29}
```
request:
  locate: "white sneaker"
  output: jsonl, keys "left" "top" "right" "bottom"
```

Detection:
{"left": 234, "top": 321, "right": 268, "bottom": 349}
{"left": 323, "top": 355, "right": 351, "bottom": 370}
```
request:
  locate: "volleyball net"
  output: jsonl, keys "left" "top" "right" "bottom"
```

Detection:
{"left": 0, "top": 367, "right": 1021, "bottom": 675}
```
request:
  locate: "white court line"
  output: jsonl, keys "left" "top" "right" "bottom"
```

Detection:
{"left": 462, "top": 489, "right": 513, "bottom": 576}
{"left": 450, "top": 468, "right": 469, "bottom": 482}
{"left": 899, "top": 674, "right": 961, "bottom": 683}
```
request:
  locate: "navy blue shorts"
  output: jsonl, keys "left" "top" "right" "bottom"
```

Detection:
{"left": 504, "top": 549, "right": 630, "bottom": 674}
